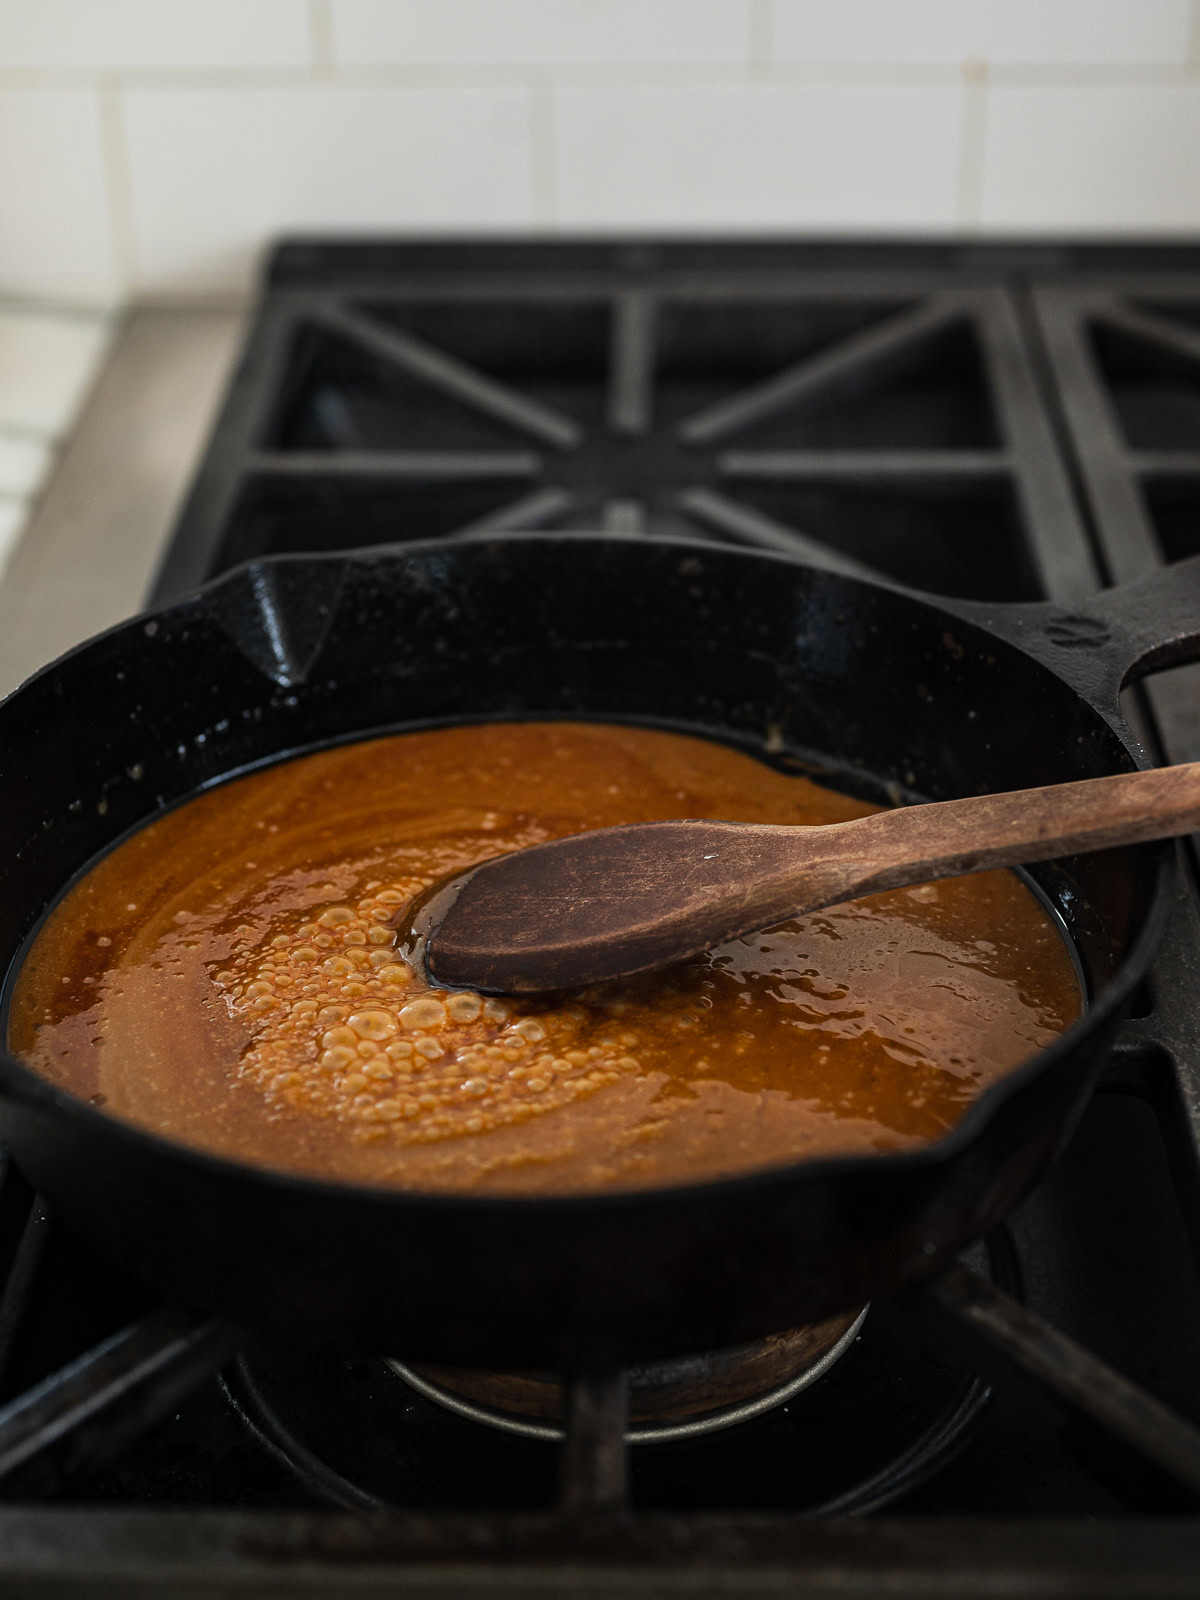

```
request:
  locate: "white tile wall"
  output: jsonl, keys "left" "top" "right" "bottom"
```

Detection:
{"left": 0, "top": 0, "right": 311, "bottom": 70}
{"left": 0, "top": 434, "right": 50, "bottom": 494}
{"left": 555, "top": 84, "right": 963, "bottom": 228}
{"left": 773, "top": 0, "right": 1193, "bottom": 66}
{"left": 0, "top": 308, "right": 112, "bottom": 434}
{"left": 122, "top": 86, "right": 533, "bottom": 289}
{"left": 0, "top": 91, "right": 115, "bottom": 301}
{"left": 981, "top": 83, "right": 1200, "bottom": 229}
{"left": 0, "top": 304, "right": 112, "bottom": 580}
{"left": 332, "top": 0, "right": 751, "bottom": 66}
{"left": 0, "top": 0, "right": 1195, "bottom": 304}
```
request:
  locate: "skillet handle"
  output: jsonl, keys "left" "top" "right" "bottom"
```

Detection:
{"left": 1072, "top": 552, "right": 1200, "bottom": 690}
{"left": 955, "top": 553, "right": 1200, "bottom": 719}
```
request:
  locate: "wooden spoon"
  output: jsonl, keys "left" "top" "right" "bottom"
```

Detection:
{"left": 419, "top": 762, "right": 1200, "bottom": 996}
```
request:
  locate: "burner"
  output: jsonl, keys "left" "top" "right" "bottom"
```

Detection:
{"left": 220, "top": 1234, "right": 1015, "bottom": 1513}
{"left": 385, "top": 1307, "right": 868, "bottom": 1444}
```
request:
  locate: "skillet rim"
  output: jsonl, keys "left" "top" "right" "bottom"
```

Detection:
{"left": 0, "top": 530, "right": 1173, "bottom": 1215}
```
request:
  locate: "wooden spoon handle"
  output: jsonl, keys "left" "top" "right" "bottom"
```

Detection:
{"left": 821, "top": 760, "right": 1200, "bottom": 903}
{"left": 427, "top": 761, "right": 1200, "bottom": 995}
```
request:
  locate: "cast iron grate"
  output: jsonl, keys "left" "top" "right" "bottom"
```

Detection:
{"left": 154, "top": 251, "right": 1095, "bottom": 608}
{"left": 1034, "top": 281, "right": 1200, "bottom": 774}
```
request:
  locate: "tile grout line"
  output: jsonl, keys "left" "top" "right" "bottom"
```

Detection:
{"left": 308, "top": 0, "right": 336, "bottom": 79}
{"left": 748, "top": 0, "right": 773, "bottom": 74}
{"left": 97, "top": 76, "right": 138, "bottom": 297}
{"left": 2, "top": 61, "right": 1200, "bottom": 92}
{"left": 0, "top": 422, "right": 56, "bottom": 444}
{"left": 955, "top": 59, "right": 988, "bottom": 234}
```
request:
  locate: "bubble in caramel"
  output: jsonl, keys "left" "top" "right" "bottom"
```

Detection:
{"left": 217, "top": 897, "right": 633, "bottom": 1144}
{"left": 6, "top": 723, "right": 1082, "bottom": 1195}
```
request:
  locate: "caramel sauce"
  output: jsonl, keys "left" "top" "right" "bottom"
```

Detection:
{"left": 7, "top": 723, "right": 1082, "bottom": 1194}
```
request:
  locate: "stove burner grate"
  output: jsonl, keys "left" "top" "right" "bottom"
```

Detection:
{"left": 214, "top": 1233, "right": 1022, "bottom": 1515}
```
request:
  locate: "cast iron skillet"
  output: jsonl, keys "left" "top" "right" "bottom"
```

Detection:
{"left": 0, "top": 534, "right": 1198, "bottom": 1368}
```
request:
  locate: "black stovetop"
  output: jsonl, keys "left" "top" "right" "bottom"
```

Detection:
{"left": 5, "top": 239, "right": 1200, "bottom": 1594}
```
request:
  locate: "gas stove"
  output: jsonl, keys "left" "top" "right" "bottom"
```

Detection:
{"left": 3, "top": 240, "right": 1200, "bottom": 1594}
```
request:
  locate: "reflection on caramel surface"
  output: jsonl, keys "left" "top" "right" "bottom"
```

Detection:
{"left": 7, "top": 723, "right": 1082, "bottom": 1194}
